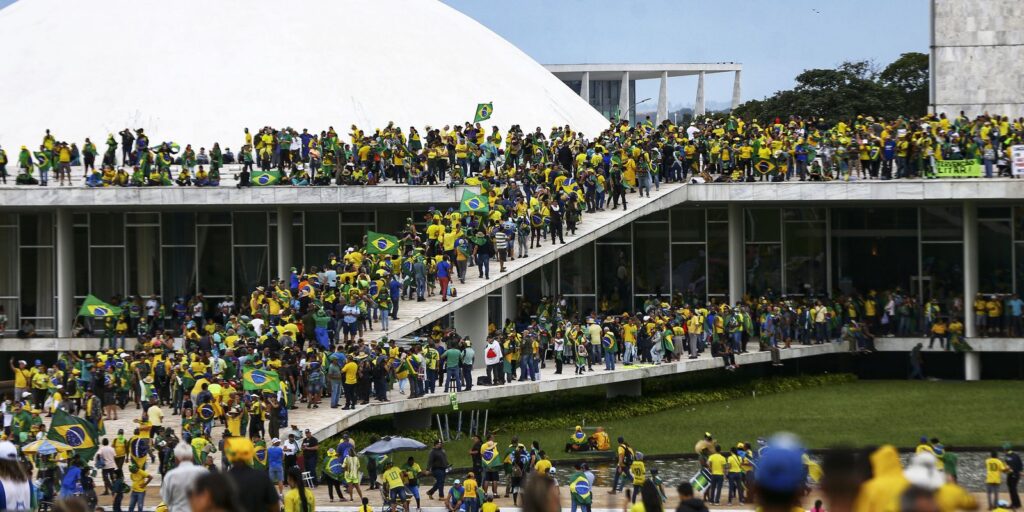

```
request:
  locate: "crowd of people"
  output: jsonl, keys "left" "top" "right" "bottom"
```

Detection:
{"left": 2, "top": 111, "right": 1023, "bottom": 188}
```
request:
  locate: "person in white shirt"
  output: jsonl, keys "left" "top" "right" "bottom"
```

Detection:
{"left": 162, "top": 442, "right": 209, "bottom": 512}
{"left": 0, "top": 441, "right": 32, "bottom": 511}
{"left": 96, "top": 438, "right": 118, "bottom": 495}
{"left": 282, "top": 433, "right": 300, "bottom": 469}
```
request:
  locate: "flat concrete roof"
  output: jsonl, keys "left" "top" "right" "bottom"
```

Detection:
{"left": 2, "top": 178, "right": 1023, "bottom": 210}
{"left": 545, "top": 63, "right": 742, "bottom": 80}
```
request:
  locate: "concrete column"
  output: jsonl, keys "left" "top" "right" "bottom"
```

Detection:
{"left": 276, "top": 206, "right": 293, "bottom": 281}
{"left": 454, "top": 295, "right": 489, "bottom": 370}
{"left": 657, "top": 71, "right": 669, "bottom": 124}
{"left": 56, "top": 209, "right": 75, "bottom": 338}
{"left": 964, "top": 352, "right": 981, "bottom": 381}
{"left": 606, "top": 380, "right": 641, "bottom": 399}
{"left": 963, "top": 201, "right": 978, "bottom": 338}
{"left": 618, "top": 71, "right": 630, "bottom": 122}
{"left": 731, "top": 70, "right": 742, "bottom": 110}
{"left": 695, "top": 71, "right": 706, "bottom": 117}
{"left": 579, "top": 71, "right": 590, "bottom": 105}
{"left": 727, "top": 203, "right": 744, "bottom": 307}
{"left": 500, "top": 282, "right": 518, "bottom": 325}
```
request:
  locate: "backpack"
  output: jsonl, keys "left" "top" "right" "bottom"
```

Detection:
{"left": 622, "top": 446, "right": 635, "bottom": 467}
{"left": 308, "top": 369, "right": 324, "bottom": 386}
{"left": 155, "top": 362, "right": 167, "bottom": 378}
{"left": 327, "top": 364, "right": 342, "bottom": 382}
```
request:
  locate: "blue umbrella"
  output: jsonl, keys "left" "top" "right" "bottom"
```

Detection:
{"left": 359, "top": 436, "right": 427, "bottom": 455}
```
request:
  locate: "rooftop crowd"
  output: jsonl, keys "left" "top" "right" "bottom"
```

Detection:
{"left": 1, "top": 111, "right": 1022, "bottom": 188}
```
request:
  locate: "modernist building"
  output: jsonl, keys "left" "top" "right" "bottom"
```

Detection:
{"left": 546, "top": 63, "right": 743, "bottom": 123}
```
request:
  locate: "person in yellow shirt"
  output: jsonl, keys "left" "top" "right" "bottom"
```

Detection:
{"left": 285, "top": 467, "right": 316, "bottom": 512}
{"left": 628, "top": 452, "right": 646, "bottom": 504}
{"left": 381, "top": 461, "right": 410, "bottom": 510}
{"left": 726, "top": 446, "right": 746, "bottom": 504}
{"left": 707, "top": 445, "right": 727, "bottom": 504}
{"left": 534, "top": 453, "right": 552, "bottom": 475}
{"left": 9, "top": 359, "right": 32, "bottom": 401}
{"left": 129, "top": 462, "right": 152, "bottom": 511}
{"left": 462, "top": 472, "right": 479, "bottom": 512}
{"left": 986, "top": 298, "right": 1003, "bottom": 336}
{"left": 341, "top": 359, "right": 359, "bottom": 410}
{"left": 985, "top": 451, "right": 1008, "bottom": 509}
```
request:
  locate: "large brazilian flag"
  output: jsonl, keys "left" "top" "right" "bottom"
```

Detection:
{"left": 252, "top": 169, "right": 282, "bottom": 186}
{"left": 77, "top": 295, "right": 122, "bottom": 318}
{"left": 481, "top": 442, "right": 502, "bottom": 470}
{"left": 242, "top": 366, "right": 281, "bottom": 392}
{"left": 460, "top": 189, "right": 489, "bottom": 213}
{"left": 366, "top": 231, "right": 400, "bottom": 256}
{"left": 473, "top": 102, "right": 493, "bottom": 123}
{"left": 47, "top": 410, "right": 99, "bottom": 461}
{"left": 569, "top": 472, "right": 593, "bottom": 504}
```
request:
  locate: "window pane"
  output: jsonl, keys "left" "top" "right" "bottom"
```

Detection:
{"left": 671, "top": 208, "right": 705, "bottom": 242}
{"left": 162, "top": 213, "right": 195, "bottom": 245}
{"left": 979, "top": 220, "right": 1012, "bottom": 293}
{"left": 304, "top": 212, "right": 339, "bottom": 245}
{"left": 599, "top": 225, "right": 631, "bottom": 244}
{"left": 162, "top": 247, "right": 196, "bottom": 305}
{"left": 565, "top": 296, "right": 596, "bottom": 320}
{"left": 707, "top": 208, "right": 728, "bottom": 222}
{"left": 20, "top": 247, "right": 54, "bottom": 320}
{"left": 305, "top": 246, "right": 337, "bottom": 272}
{"left": 341, "top": 225, "right": 367, "bottom": 253}
{"left": 90, "top": 247, "right": 125, "bottom": 301}
{"left": 127, "top": 227, "right": 161, "bottom": 297}
{"left": 707, "top": 225, "right": 728, "bottom": 295}
{"left": 639, "top": 210, "right": 668, "bottom": 222}
{"left": 522, "top": 262, "right": 557, "bottom": 304}
{"left": 197, "top": 226, "right": 232, "bottom": 296}
{"left": 671, "top": 244, "right": 706, "bottom": 302}
{"left": 376, "top": 210, "right": 409, "bottom": 236}
{"left": 126, "top": 213, "right": 159, "bottom": 225}
{"left": 233, "top": 212, "right": 268, "bottom": 245}
{"left": 744, "top": 208, "right": 781, "bottom": 243}
{"left": 235, "top": 247, "right": 268, "bottom": 297}
{"left": 20, "top": 213, "right": 53, "bottom": 246}
{"left": 832, "top": 207, "right": 917, "bottom": 232}
{"left": 921, "top": 207, "right": 962, "bottom": 241}
{"left": 596, "top": 244, "right": 631, "bottom": 310}
{"left": 0, "top": 213, "right": 16, "bottom": 226}
{"left": 342, "top": 211, "right": 375, "bottom": 224}
{"left": 74, "top": 226, "right": 89, "bottom": 298}
{"left": 90, "top": 213, "right": 124, "bottom": 245}
{"left": 921, "top": 243, "right": 964, "bottom": 301}
{"left": 782, "top": 208, "right": 826, "bottom": 222}
{"left": 0, "top": 228, "right": 17, "bottom": 296}
{"left": 197, "top": 212, "right": 231, "bottom": 225}
{"left": 745, "top": 244, "right": 782, "bottom": 297}
{"left": 634, "top": 223, "right": 669, "bottom": 296}
{"left": 291, "top": 225, "right": 304, "bottom": 271}
{"left": 979, "top": 207, "right": 1010, "bottom": 220}
{"left": 559, "top": 242, "right": 594, "bottom": 295}
{"left": 832, "top": 234, "right": 917, "bottom": 296}
{"left": 785, "top": 222, "right": 827, "bottom": 296}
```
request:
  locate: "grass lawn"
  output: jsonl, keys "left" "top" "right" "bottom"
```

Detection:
{"left": 416, "top": 380, "right": 1024, "bottom": 468}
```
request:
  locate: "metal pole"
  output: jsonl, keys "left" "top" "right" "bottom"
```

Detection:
{"left": 436, "top": 414, "right": 445, "bottom": 443}
{"left": 482, "top": 410, "right": 489, "bottom": 438}
{"left": 444, "top": 414, "right": 451, "bottom": 442}
{"left": 456, "top": 410, "right": 463, "bottom": 439}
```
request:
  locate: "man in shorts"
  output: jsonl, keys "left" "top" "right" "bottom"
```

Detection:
{"left": 382, "top": 461, "right": 411, "bottom": 512}
{"left": 267, "top": 438, "right": 285, "bottom": 495}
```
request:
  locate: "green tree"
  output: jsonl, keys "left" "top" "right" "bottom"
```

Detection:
{"left": 733, "top": 53, "right": 929, "bottom": 125}
{"left": 879, "top": 52, "right": 929, "bottom": 116}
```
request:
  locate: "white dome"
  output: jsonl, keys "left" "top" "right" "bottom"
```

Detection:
{"left": 0, "top": 0, "right": 608, "bottom": 150}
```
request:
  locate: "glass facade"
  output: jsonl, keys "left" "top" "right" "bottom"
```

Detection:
{"left": 1, "top": 203, "right": 1020, "bottom": 334}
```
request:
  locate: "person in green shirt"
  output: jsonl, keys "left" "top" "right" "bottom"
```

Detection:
{"left": 401, "top": 457, "right": 424, "bottom": 511}
{"left": 381, "top": 461, "right": 410, "bottom": 512}
{"left": 442, "top": 346, "right": 463, "bottom": 391}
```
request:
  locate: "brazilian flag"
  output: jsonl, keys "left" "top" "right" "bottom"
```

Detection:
{"left": 197, "top": 403, "right": 216, "bottom": 422}
{"left": 569, "top": 473, "right": 593, "bottom": 505}
{"left": 460, "top": 189, "right": 489, "bottom": 213}
{"left": 253, "top": 440, "right": 268, "bottom": 470}
{"left": 77, "top": 294, "right": 122, "bottom": 318}
{"left": 473, "top": 102, "right": 493, "bottom": 123}
{"left": 48, "top": 410, "right": 99, "bottom": 461}
{"left": 481, "top": 443, "right": 502, "bottom": 470}
{"left": 754, "top": 160, "right": 775, "bottom": 175}
{"left": 366, "top": 231, "right": 400, "bottom": 256}
{"left": 602, "top": 333, "right": 616, "bottom": 351}
{"left": 325, "top": 455, "right": 344, "bottom": 479}
{"left": 242, "top": 366, "right": 281, "bottom": 392}
{"left": 252, "top": 169, "right": 282, "bottom": 186}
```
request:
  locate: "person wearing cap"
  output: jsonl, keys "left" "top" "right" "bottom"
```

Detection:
{"left": 268, "top": 437, "right": 285, "bottom": 495}
{"left": 0, "top": 440, "right": 32, "bottom": 510}
{"left": 753, "top": 436, "right": 808, "bottom": 512}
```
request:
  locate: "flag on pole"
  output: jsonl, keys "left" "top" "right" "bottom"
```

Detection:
{"left": 366, "top": 231, "right": 400, "bottom": 255}
{"left": 460, "top": 189, "right": 489, "bottom": 213}
{"left": 474, "top": 102, "right": 493, "bottom": 123}
{"left": 47, "top": 410, "right": 100, "bottom": 461}
{"left": 77, "top": 295, "right": 122, "bottom": 318}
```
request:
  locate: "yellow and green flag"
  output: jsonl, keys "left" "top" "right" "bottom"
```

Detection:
{"left": 242, "top": 366, "right": 281, "bottom": 392}
{"left": 460, "top": 189, "right": 489, "bottom": 213}
{"left": 251, "top": 169, "right": 282, "bottom": 186}
{"left": 77, "top": 295, "right": 121, "bottom": 318}
{"left": 474, "top": 102, "right": 493, "bottom": 123}
{"left": 366, "top": 231, "right": 400, "bottom": 255}
{"left": 47, "top": 410, "right": 99, "bottom": 460}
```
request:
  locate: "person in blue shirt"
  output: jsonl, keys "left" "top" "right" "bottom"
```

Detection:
{"left": 1008, "top": 294, "right": 1024, "bottom": 337}
{"left": 437, "top": 255, "right": 453, "bottom": 302}
{"left": 389, "top": 274, "right": 402, "bottom": 320}
{"left": 268, "top": 438, "right": 285, "bottom": 495}
{"left": 882, "top": 138, "right": 897, "bottom": 180}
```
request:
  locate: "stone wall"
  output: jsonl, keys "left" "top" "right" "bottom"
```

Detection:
{"left": 932, "top": 0, "right": 1024, "bottom": 117}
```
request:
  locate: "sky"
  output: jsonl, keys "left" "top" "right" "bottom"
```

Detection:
{"left": 1, "top": 0, "right": 929, "bottom": 110}
{"left": 442, "top": 0, "right": 929, "bottom": 111}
